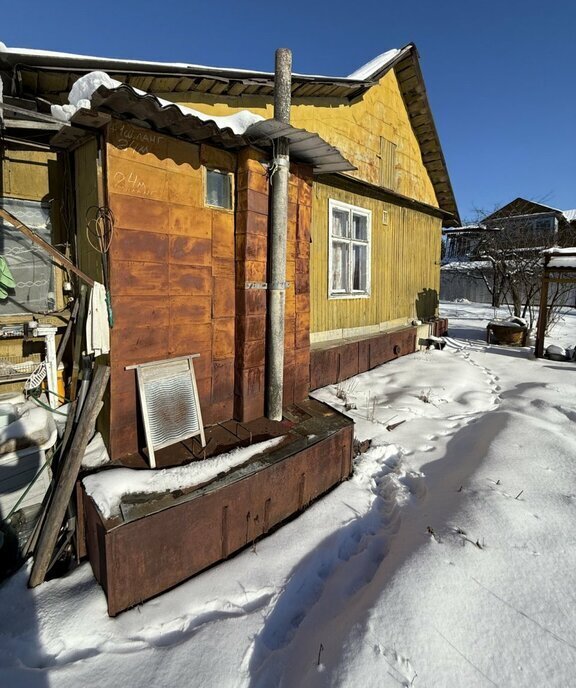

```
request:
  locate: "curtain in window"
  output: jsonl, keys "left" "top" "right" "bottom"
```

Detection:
{"left": 331, "top": 241, "right": 349, "bottom": 292}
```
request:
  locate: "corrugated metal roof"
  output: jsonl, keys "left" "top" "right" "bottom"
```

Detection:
{"left": 88, "top": 84, "right": 354, "bottom": 174}
{"left": 245, "top": 120, "right": 355, "bottom": 174}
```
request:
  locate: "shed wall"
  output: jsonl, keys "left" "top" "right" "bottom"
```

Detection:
{"left": 105, "top": 120, "right": 236, "bottom": 458}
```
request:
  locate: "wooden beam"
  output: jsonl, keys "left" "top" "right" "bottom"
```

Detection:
{"left": 0, "top": 101, "right": 69, "bottom": 125}
{"left": 534, "top": 279, "right": 550, "bottom": 358}
{"left": 0, "top": 208, "right": 95, "bottom": 287}
{"left": 29, "top": 365, "right": 110, "bottom": 587}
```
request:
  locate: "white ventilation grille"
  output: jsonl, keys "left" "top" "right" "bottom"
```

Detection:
{"left": 126, "top": 355, "right": 206, "bottom": 468}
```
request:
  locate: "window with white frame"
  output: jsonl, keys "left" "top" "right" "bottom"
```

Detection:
{"left": 329, "top": 200, "right": 371, "bottom": 297}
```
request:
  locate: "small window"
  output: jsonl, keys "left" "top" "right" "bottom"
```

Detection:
{"left": 205, "top": 169, "right": 232, "bottom": 209}
{"left": 329, "top": 200, "right": 371, "bottom": 297}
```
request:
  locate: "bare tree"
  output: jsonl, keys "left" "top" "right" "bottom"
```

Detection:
{"left": 463, "top": 202, "right": 576, "bottom": 330}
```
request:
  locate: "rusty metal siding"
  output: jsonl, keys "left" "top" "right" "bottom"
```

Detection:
{"left": 310, "top": 327, "right": 418, "bottom": 390}
{"left": 82, "top": 417, "right": 353, "bottom": 616}
{"left": 105, "top": 120, "right": 237, "bottom": 458}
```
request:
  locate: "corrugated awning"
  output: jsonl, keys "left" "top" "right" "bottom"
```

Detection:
{"left": 245, "top": 119, "right": 355, "bottom": 174}
{"left": 82, "top": 84, "right": 354, "bottom": 174}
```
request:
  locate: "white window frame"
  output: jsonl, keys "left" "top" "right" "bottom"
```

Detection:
{"left": 328, "top": 199, "right": 371, "bottom": 299}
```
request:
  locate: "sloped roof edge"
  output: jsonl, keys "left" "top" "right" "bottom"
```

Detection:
{"left": 483, "top": 198, "right": 569, "bottom": 223}
{"left": 0, "top": 42, "right": 458, "bottom": 222}
{"left": 391, "top": 45, "right": 460, "bottom": 225}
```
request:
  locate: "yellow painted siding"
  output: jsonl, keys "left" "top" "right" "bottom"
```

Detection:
{"left": 1, "top": 149, "right": 55, "bottom": 201}
{"left": 164, "top": 70, "right": 437, "bottom": 207}
{"left": 74, "top": 137, "right": 103, "bottom": 282}
{"left": 310, "top": 181, "right": 441, "bottom": 334}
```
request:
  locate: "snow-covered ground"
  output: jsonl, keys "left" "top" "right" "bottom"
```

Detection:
{"left": 1, "top": 301, "right": 576, "bottom": 688}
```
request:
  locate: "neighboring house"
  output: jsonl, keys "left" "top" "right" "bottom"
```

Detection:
{"left": 441, "top": 198, "right": 576, "bottom": 304}
{"left": 0, "top": 42, "right": 458, "bottom": 612}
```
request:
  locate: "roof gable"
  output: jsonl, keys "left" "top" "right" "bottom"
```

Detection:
{"left": 484, "top": 198, "right": 562, "bottom": 222}
{"left": 0, "top": 42, "right": 459, "bottom": 223}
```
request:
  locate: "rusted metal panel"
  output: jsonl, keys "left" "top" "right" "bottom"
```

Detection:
{"left": 368, "top": 329, "right": 417, "bottom": 369}
{"left": 168, "top": 264, "right": 212, "bottom": 295}
{"left": 211, "top": 359, "right": 234, "bottom": 403}
{"left": 338, "top": 342, "right": 360, "bottom": 382}
{"left": 432, "top": 318, "right": 448, "bottom": 337}
{"left": 310, "top": 326, "right": 419, "bottom": 390}
{"left": 168, "top": 295, "right": 212, "bottom": 324}
{"left": 109, "top": 194, "right": 171, "bottom": 234}
{"left": 110, "top": 259, "right": 169, "bottom": 296}
{"left": 169, "top": 235, "right": 212, "bottom": 266}
{"left": 113, "top": 326, "right": 171, "bottom": 365}
{"left": 309, "top": 347, "right": 339, "bottom": 390}
{"left": 110, "top": 229, "right": 170, "bottom": 264}
{"left": 82, "top": 403, "right": 353, "bottom": 616}
{"left": 213, "top": 319, "right": 235, "bottom": 360}
{"left": 112, "top": 295, "right": 171, "bottom": 330}
{"left": 213, "top": 277, "right": 235, "bottom": 319}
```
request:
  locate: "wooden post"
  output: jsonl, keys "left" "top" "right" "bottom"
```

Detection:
{"left": 29, "top": 365, "right": 110, "bottom": 587}
{"left": 534, "top": 274, "right": 550, "bottom": 358}
{"left": 69, "top": 285, "right": 88, "bottom": 401}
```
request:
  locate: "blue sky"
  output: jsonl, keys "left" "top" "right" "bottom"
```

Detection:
{"left": 2, "top": 0, "right": 574, "bottom": 222}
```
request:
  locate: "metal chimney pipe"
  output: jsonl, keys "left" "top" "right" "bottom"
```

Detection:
{"left": 266, "top": 48, "right": 292, "bottom": 421}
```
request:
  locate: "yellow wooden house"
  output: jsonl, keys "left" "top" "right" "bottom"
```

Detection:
{"left": 0, "top": 43, "right": 459, "bottom": 608}
{"left": 0, "top": 42, "right": 459, "bottom": 394}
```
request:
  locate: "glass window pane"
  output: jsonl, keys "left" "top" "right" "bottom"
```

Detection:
{"left": 331, "top": 241, "right": 349, "bottom": 292}
{"left": 206, "top": 170, "right": 232, "bottom": 209}
{"left": 332, "top": 208, "right": 349, "bottom": 237}
{"left": 0, "top": 198, "right": 55, "bottom": 315}
{"left": 352, "top": 244, "right": 367, "bottom": 291}
{"left": 353, "top": 213, "right": 368, "bottom": 240}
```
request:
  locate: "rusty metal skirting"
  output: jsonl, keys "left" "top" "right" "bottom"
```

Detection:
{"left": 82, "top": 399, "right": 354, "bottom": 615}
{"left": 310, "top": 325, "right": 418, "bottom": 390}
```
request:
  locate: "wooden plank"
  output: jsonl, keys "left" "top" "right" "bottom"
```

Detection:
{"left": 69, "top": 285, "right": 88, "bottom": 401}
{"left": 29, "top": 365, "right": 110, "bottom": 587}
{"left": 0, "top": 208, "right": 95, "bottom": 287}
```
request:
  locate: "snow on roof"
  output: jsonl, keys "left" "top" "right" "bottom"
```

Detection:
{"left": 442, "top": 224, "right": 487, "bottom": 233}
{"left": 83, "top": 435, "right": 285, "bottom": 519}
{"left": 0, "top": 41, "right": 403, "bottom": 83}
{"left": 543, "top": 247, "right": 576, "bottom": 255}
{"left": 51, "top": 71, "right": 264, "bottom": 134}
{"left": 563, "top": 209, "right": 576, "bottom": 222}
{"left": 543, "top": 247, "right": 576, "bottom": 269}
{"left": 548, "top": 256, "right": 576, "bottom": 269}
{"left": 0, "top": 42, "right": 259, "bottom": 76}
{"left": 441, "top": 260, "right": 493, "bottom": 272}
{"left": 347, "top": 48, "right": 401, "bottom": 80}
